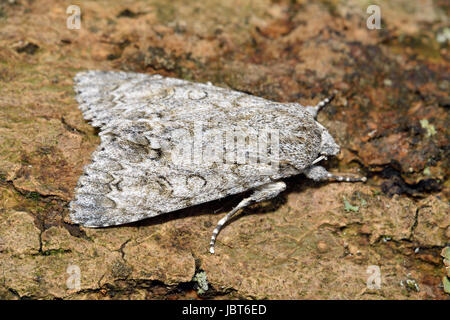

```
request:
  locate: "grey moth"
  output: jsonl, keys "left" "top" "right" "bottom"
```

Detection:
{"left": 69, "top": 71, "right": 366, "bottom": 253}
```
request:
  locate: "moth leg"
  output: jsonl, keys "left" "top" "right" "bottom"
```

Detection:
{"left": 209, "top": 181, "right": 286, "bottom": 254}
{"left": 305, "top": 92, "right": 336, "bottom": 119}
{"left": 304, "top": 165, "right": 367, "bottom": 182}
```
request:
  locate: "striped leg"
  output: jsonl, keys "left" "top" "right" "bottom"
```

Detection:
{"left": 209, "top": 181, "right": 286, "bottom": 254}
{"left": 305, "top": 92, "right": 336, "bottom": 119}
{"left": 304, "top": 165, "right": 367, "bottom": 182}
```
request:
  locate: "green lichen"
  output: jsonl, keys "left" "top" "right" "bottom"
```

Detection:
{"left": 441, "top": 247, "right": 450, "bottom": 261}
{"left": 405, "top": 279, "right": 420, "bottom": 292}
{"left": 419, "top": 119, "right": 436, "bottom": 137}
{"left": 436, "top": 27, "right": 450, "bottom": 44}
{"left": 343, "top": 197, "right": 359, "bottom": 212}
{"left": 193, "top": 270, "right": 209, "bottom": 295}
{"left": 355, "top": 192, "right": 367, "bottom": 207}
{"left": 443, "top": 276, "right": 450, "bottom": 294}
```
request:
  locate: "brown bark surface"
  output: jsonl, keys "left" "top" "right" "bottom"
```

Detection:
{"left": 0, "top": 0, "right": 448, "bottom": 299}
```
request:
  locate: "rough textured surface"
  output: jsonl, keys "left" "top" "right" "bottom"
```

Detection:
{"left": 0, "top": 0, "right": 448, "bottom": 299}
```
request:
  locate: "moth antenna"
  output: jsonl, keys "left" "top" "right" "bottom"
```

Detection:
{"left": 326, "top": 173, "right": 367, "bottom": 182}
{"left": 304, "top": 165, "right": 367, "bottom": 183}
{"left": 306, "top": 91, "right": 337, "bottom": 119}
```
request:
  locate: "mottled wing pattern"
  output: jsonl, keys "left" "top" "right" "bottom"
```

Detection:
{"left": 70, "top": 71, "right": 322, "bottom": 227}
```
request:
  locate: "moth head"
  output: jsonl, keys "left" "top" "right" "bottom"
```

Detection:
{"left": 319, "top": 126, "right": 340, "bottom": 157}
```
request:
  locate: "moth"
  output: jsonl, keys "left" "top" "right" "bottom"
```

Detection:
{"left": 70, "top": 71, "right": 366, "bottom": 254}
